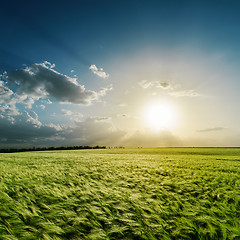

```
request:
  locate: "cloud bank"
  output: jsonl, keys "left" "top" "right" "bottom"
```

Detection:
{"left": 0, "top": 111, "right": 63, "bottom": 147}
{"left": 0, "top": 61, "right": 114, "bottom": 148}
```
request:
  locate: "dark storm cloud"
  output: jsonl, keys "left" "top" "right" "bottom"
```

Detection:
{"left": 0, "top": 112, "right": 63, "bottom": 147}
{"left": 7, "top": 62, "right": 106, "bottom": 105}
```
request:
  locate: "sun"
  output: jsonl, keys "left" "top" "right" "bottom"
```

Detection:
{"left": 144, "top": 102, "right": 175, "bottom": 130}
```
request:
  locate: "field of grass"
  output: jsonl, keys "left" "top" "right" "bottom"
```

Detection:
{"left": 0, "top": 148, "right": 240, "bottom": 239}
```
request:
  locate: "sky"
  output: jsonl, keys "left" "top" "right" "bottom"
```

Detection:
{"left": 1, "top": 0, "right": 240, "bottom": 148}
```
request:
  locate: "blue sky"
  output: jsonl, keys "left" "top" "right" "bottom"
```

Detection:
{"left": 1, "top": 0, "right": 240, "bottom": 148}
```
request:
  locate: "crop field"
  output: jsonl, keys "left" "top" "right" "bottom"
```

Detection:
{"left": 0, "top": 148, "right": 240, "bottom": 240}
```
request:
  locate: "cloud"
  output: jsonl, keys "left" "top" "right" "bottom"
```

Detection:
{"left": 122, "top": 130, "right": 181, "bottom": 148}
{"left": 63, "top": 117, "right": 125, "bottom": 146}
{"left": 61, "top": 109, "right": 73, "bottom": 116}
{"left": 0, "top": 79, "right": 20, "bottom": 122}
{"left": 6, "top": 61, "right": 109, "bottom": 105}
{"left": 25, "top": 111, "right": 42, "bottom": 127}
{"left": 62, "top": 118, "right": 181, "bottom": 148}
{"left": 0, "top": 106, "right": 182, "bottom": 148}
{"left": 89, "top": 64, "right": 109, "bottom": 79}
{"left": 138, "top": 80, "right": 200, "bottom": 97}
{"left": 39, "top": 105, "right": 45, "bottom": 109}
{"left": 92, "top": 116, "right": 111, "bottom": 122}
{"left": 0, "top": 80, "right": 14, "bottom": 104}
{"left": 196, "top": 127, "right": 226, "bottom": 133}
{"left": 156, "top": 82, "right": 170, "bottom": 89}
{"left": 169, "top": 89, "right": 201, "bottom": 97}
{"left": 61, "top": 109, "right": 83, "bottom": 122}
{"left": 118, "top": 103, "right": 127, "bottom": 107}
{"left": 138, "top": 80, "right": 170, "bottom": 89}
{"left": 0, "top": 104, "right": 19, "bottom": 124}
{"left": 98, "top": 84, "right": 113, "bottom": 96}
{"left": 138, "top": 80, "right": 153, "bottom": 89}
{"left": 117, "top": 114, "right": 129, "bottom": 118}
{"left": 0, "top": 111, "right": 64, "bottom": 148}
{"left": 43, "top": 99, "right": 52, "bottom": 104}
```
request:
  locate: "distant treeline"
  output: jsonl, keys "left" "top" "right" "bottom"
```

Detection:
{"left": 0, "top": 145, "right": 107, "bottom": 153}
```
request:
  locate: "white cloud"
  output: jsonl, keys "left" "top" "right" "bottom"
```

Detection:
{"left": 0, "top": 104, "right": 19, "bottom": 124}
{"left": 39, "top": 104, "right": 45, "bottom": 109}
{"left": 16, "top": 95, "right": 36, "bottom": 109}
{"left": 43, "top": 99, "right": 52, "bottom": 104}
{"left": 72, "top": 113, "right": 84, "bottom": 122}
{"left": 61, "top": 109, "right": 73, "bottom": 116}
{"left": 0, "top": 79, "right": 20, "bottom": 121}
{"left": 169, "top": 89, "right": 201, "bottom": 97}
{"left": 61, "top": 109, "right": 83, "bottom": 122}
{"left": 98, "top": 84, "right": 113, "bottom": 96}
{"left": 25, "top": 111, "right": 42, "bottom": 127}
{"left": 89, "top": 64, "right": 109, "bottom": 79}
{"left": 138, "top": 80, "right": 153, "bottom": 89}
{"left": 138, "top": 80, "right": 201, "bottom": 98}
{"left": 0, "top": 80, "right": 14, "bottom": 104}
{"left": 138, "top": 80, "right": 170, "bottom": 89}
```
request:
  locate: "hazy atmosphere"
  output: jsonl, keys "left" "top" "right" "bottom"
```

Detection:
{"left": 1, "top": 0, "right": 240, "bottom": 148}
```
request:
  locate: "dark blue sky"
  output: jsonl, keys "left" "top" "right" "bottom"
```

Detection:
{"left": 2, "top": 0, "right": 240, "bottom": 71}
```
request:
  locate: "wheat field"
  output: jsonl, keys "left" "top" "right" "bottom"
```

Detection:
{"left": 0, "top": 148, "right": 240, "bottom": 239}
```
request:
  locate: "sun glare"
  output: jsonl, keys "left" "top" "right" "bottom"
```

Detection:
{"left": 144, "top": 102, "right": 175, "bottom": 130}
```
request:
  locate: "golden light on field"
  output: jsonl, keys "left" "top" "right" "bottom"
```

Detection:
{"left": 144, "top": 102, "right": 175, "bottom": 130}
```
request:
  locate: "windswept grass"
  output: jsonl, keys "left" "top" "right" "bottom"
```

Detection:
{"left": 0, "top": 148, "right": 240, "bottom": 239}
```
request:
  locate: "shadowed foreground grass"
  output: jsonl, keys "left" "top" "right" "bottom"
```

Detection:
{"left": 0, "top": 148, "right": 240, "bottom": 239}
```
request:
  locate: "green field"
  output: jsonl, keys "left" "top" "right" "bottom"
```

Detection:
{"left": 0, "top": 148, "right": 240, "bottom": 239}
